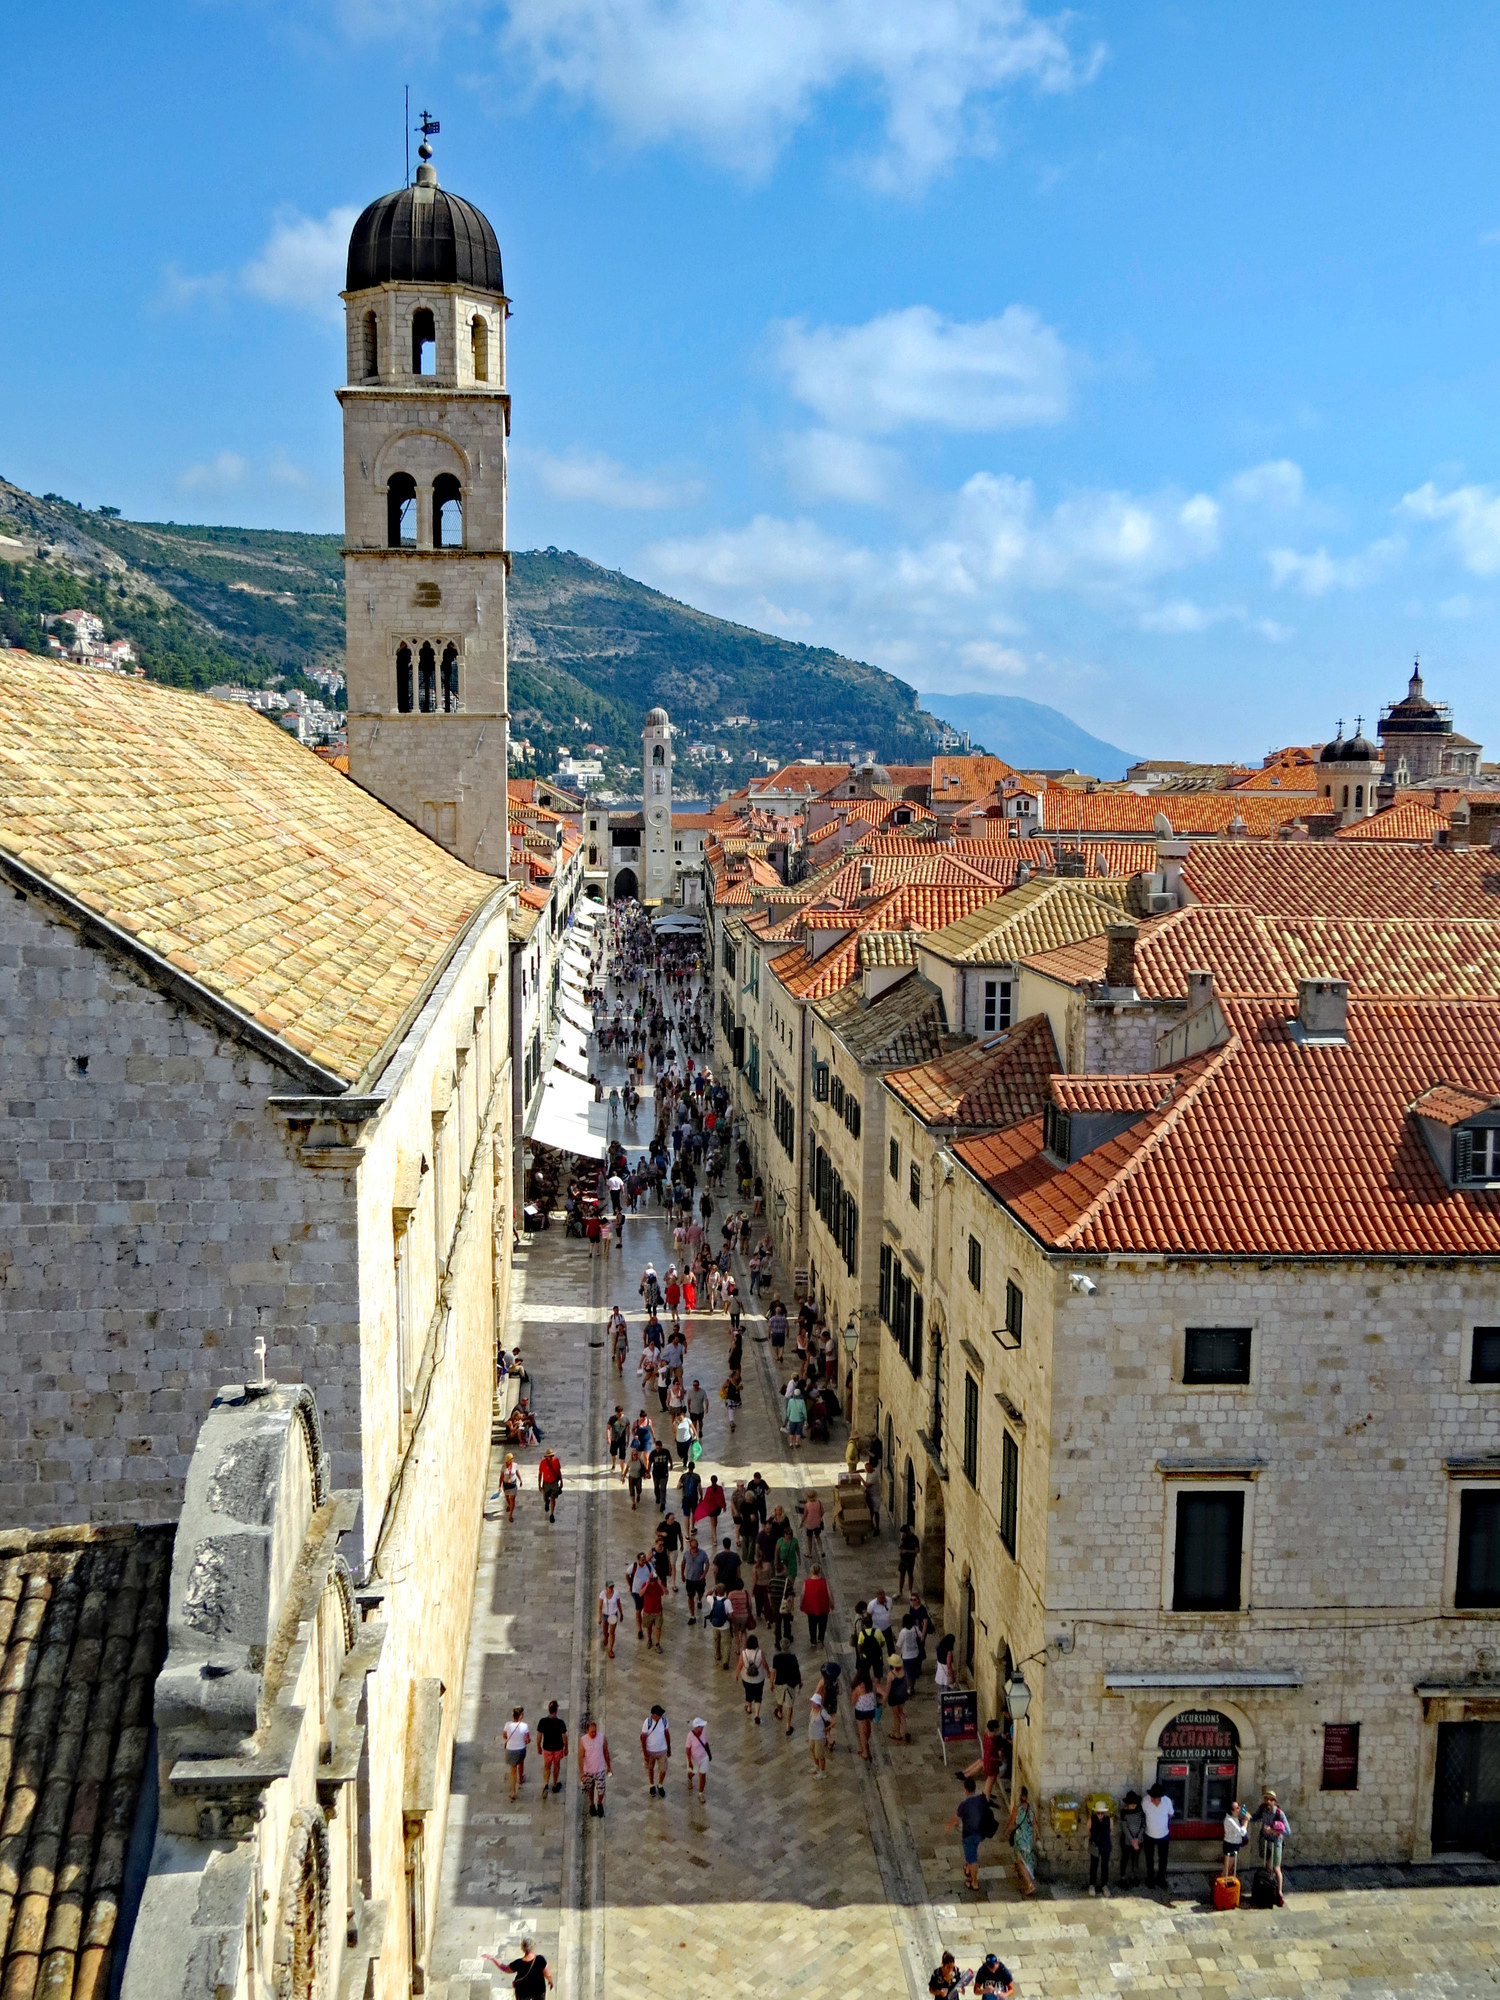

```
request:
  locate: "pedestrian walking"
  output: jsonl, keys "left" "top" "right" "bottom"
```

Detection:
{"left": 641, "top": 1706, "right": 671, "bottom": 1796}
{"left": 607, "top": 1408, "right": 628, "bottom": 1479}
{"left": 537, "top": 1448, "right": 563, "bottom": 1523}
{"left": 649, "top": 1439, "right": 673, "bottom": 1509}
{"left": 737, "top": 1631, "right": 769, "bottom": 1722}
{"left": 674, "top": 1410, "right": 696, "bottom": 1465}
{"left": 685, "top": 1718, "right": 712, "bottom": 1799}
{"left": 963, "top": 1718, "right": 1008, "bottom": 1801}
{"left": 538, "top": 1701, "right": 568, "bottom": 1798}
{"left": 495, "top": 1453, "right": 521, "bottom": 1521}
{"left": 1088, "top": 1797, "right": 1113, "bottom": 1895}
{"left": 486, "top": 1940, "right": 553, "bottom": 1998}
{"left": 897, "top": 1521, "right": 920, "bottom": 1595}
{"left": 724, "top": 1373, "right": 742, "bottom": 1433}
{"left": 628, "top": 1552, "right": 655, "bottom": 1639}
{"left": 626, "top": 1449, "right": 645, "bottom": 1509}
{"left": 772, "top": 1640, "right": 803, "bottom": 1735}
{"left": 726, "top": 1581, "right": 750, "bottom": 1659}
{"left": 949, "top": 1774, "right": 991, "bottom": 1893}
{"left": 997, "top": 1785, "right": 1036, "bottom": 1898}
{"left": 706, "top": 1585, "right": 731, "bottom": 1664}
{"left": 686, "top": 1377, "right": 709, "bottom": 1438}
{"left": 682, "top": 1534, "right": 708, "bottom": 1624}
{"left": 640, "top": 1570, "right": 665, "bottom": 1651}
{"left": 784, "top": 1384, "right": 806, "bottom": 1447}
{"left": 578, "top": 1720, "right": 611, "bottom": 1817}
{"left": 800, "top": 1490, "right": 825, "bottom": 1558}
{"left": 886, "top": 1658, "right": 911, "bottom": 1742}
{"left": 659, "top": 1510, "right": 683, "bottom": 1589}
{"left": 807, "top": 1690, "right": 829, "bottom": 1776}
{"left": 598, "top": 1581, "right": 623, "bottom": 1659}
{"left": 503, "top": 1708, "right": 530, "bottom": 1801}
{"left": 801, "top": 1564, "right": 831, "bottom": 1647}
{"left": 815, "top": 1659, "right": 841, "bottom": 1752}
{"left": 851, "top": 1669, "right": 879, "bottom": 1761}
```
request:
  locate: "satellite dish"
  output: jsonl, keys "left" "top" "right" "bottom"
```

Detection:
{"left": 1152, "top": 810, "right": 1173, "bottom": 838}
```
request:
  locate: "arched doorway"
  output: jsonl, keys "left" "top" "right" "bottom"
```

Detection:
{"left": 919, "top": 1464, "right": 946, "bottom": 1602}
{"left": 903, "top": 1457, "right": 917, "bottom": 1530}
{"left": 585, "top": 884, "right": 604, "bottom": 904}
{"left": 612, "top": 867, "right": 638, "bottom": 903}
{"left": 1153, "top": 1709, "right": 1240, "bottom": 1836}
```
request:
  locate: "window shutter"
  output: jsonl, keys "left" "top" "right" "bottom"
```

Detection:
{"left": 1455, "top": 1129, "right": 1474, "bottom": 1183}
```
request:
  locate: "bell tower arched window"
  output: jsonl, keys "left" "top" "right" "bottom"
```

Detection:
{"left": 433, "top": 474, "right": 463, "bottom": 549}
{"left": 418, "top": 641, "right": 437, "bottom": 713}
{"left": 471, "top": 316, "right": 489, "bottom": 382}
{"left": 387, "top": 473, "right": 417, "bottom": 549}
{"left": 441, "top": 642, "right": 460, "bottom": 712}
{"left": 652, "top": 744, "right": 664, "bottom": 766}
{"left": 396, "top": 643, "right": 413, "bottom": 713}
{"left": 412, "top": 308, "right": 436, "bottom": 377}
{"left": 363, "top": 311, "right": 379, "bottom": 378}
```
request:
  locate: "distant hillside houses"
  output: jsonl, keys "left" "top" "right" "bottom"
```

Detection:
{"left": 40, "top": 606, "right": 139, "bottom": 673}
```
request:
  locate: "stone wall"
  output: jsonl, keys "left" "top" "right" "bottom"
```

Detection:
{"left": 0, "top": 889, "right": 361, "bottom": 1524}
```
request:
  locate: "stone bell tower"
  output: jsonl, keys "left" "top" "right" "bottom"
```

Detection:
{"left": 338, "top": 129, "right": 510, "bottom": 872}
{"left": 642, "top": 706, "right": 674, "bottom": 902}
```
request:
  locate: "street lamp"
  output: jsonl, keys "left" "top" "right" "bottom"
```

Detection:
{"left": 1003, "top": 1668, "right": 1032, "bottom": 1727}
{"left": 840, "top": 1314, "right": 860, "bottom": 1362}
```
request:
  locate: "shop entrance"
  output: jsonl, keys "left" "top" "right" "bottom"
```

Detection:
{"left": 1433, "top": 1721, "right": 1500, "bottom": 1853}
{"left": 1155, "top": 1709, "right": 1240, "bottom": 1836}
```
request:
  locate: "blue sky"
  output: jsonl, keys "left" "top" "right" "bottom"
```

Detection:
{"left": 8, "top": 1, "right": 1500, "bottom": 761}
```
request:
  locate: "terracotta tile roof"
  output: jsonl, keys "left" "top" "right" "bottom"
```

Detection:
{"left": 1021, "top": 902, "right": 1500, "bottom": 1006}
{"left": 1180, "top": 843, "right": 1500, "bottom": 921}
{"left": 1041, "top": 789, "right": 1316, "bottom": 836}
{"left": 779, "top": 935, "right": 861, "bottom": 999}
{"left": 507, "top": 778, "right": 538, "bottom": 804}
{"left": 956, "top": 996, "right": 1500, "bottom": 1257}
{"left": 920, "top": 878, "right": 1130, "bottom": 966}
{"left": 857, "top": 833, "right": 1153, "bottom": 880}
{"left": 1410, "top": 1083, "right": 1499, "bottom": 1127}
{"left": 818, "top": 798, "right": 936, "bottom": 827}
{"left": 813, "top": 852, "right": 1005, "bottom": 900}
{"left": 0, "top": 1524, "right": 173, "bottom": 2000}
{"left": 1228, "top": 764, "right": 1323, "bottom": 793}
{"left": 0, "top": 657, "right": 496, "bottom": 1086}
{"left": 885, "top": 765, "right": 934, "bottom": 789}
{"left": 886, "top": 1014, "right": 1060, "bottom": 1131}
{"left": 931, "top": 754, "right": 1018, "bottom": 803}
{"left": 1336, "top": 800, "right": 1449, "bottom": 842}
{"left": 813, "top": 973, "right": 946, "bottom": 1069}
{"left": 516, "top": 885, "right": 550, "bottom": 912}
{"left": 750, "top": 762, "right": 853, "bottom": 796}
{"left": 1051, "top": 1074, "right": 1176, "bottom": 1113}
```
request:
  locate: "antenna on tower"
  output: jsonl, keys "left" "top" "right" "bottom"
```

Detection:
{"left": 405, "top": 85, "right": 410, "bottom": 187}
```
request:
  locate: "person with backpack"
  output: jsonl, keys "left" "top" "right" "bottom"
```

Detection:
{"left": 948, "top": 1775, "right": 993, "bottom": 1892}
{"left": 1251, "top": 1790, "right": 1290, "bottom": 1905}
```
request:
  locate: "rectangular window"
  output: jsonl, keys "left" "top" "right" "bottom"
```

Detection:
{"left": 1042, "top": 1099, "right": 1071, "bottom": 1162}
{"left": 999, "top": 1430, "right": 1019, "bottom": 1555}
{"left": 812, "top": 1062, "right": 829, "bottom": 1103}
{"left": 1172, "top": 1491, "right": 1245, "bottom": 1612}
{"left": 1456, "top": 1490, "right": 1500, "bottom": 1608}
{"left": 879, "top": 1243, "right": 893, "bottom": 1324}
{"left": 1004, "top": 1279, "right": 1023, "bottom": 1345}
{"left": 1458, "top": 1127, "right": 1500, "bottom": 1182}
{"left": 1183, "top": 1326, "right": 1253, "bottom": 1385}
{"left": 843, "top": 1195, "right": 859, "bottom": 1276}
{"left": 968, "top": 1234, "right": 982, "bottom": 1290}
{"left": 845, "top": 1095, "right": 862, "bottom": 1137}
{"left": 962, "top": 1375, "right": 979, "bottom": 1486}
{"left": 982, "top": 979, "right": 1012, "bottom": 1033}
{"left": 1321, "top": 1722, "right": 1360, "bottom": 1792}
{"left": 1472, "top": 1328, "right": 1500, "bottom": 1383}
{"left": 909, "top": 1162, "right": 921, "bottom": 1209}
{"left": 830, "top": 1074, "right": 845, "bottom": 1114}
{"left": 910, "top": 1288, "right": 924, "bottom": 1380}
{"left": 889, "top": 1138, "right": 899, "bottom": 1181}
{"left": 892, "top": 1264, "right": 911, "bottom": 1361}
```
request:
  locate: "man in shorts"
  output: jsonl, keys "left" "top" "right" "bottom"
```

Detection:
{"left": 686, "top": 1377, "right": 709, "bottom": 1439}
{"left": 503, "top": 1707, "right": 530, "bottom": 1801}
{"left": 537, "top": 1700, "right": 568, "bottom": 1797}
{"left": 640, "top": 1571, "right": 665, "bottom": 1650}
{"left": 537, "top": 1448, "right": 563, "bottom": 1523}
{"left": 659, "top": 1510, "right": 684, "bottom": 1590}
{"left": 597, "top": 1581, "right": 624, "bottom": 1659}
{"left": 641, "top": 1706, "right": 671, "bottom": 1796}
{"left": 682, "top": 1534, "right": 708, "bottom": 1624}
{"left": 578, "top": 1719, "right": 611, "bottom": 1818}
{"left": 607, "top": 1407, "right": 629, "bottom": 1479}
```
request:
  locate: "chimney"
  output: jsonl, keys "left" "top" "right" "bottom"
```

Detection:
{"left": 1185, "top": 967, "right": 1214, "bottom": 1012}
{"left": 1295, "top": 976, "right": 1348, "bottom": 1044}
{"left": 1015, "top": 859, "right": 1031, "bottom": 885}
{"left": 1451, "top": 798, "right": 1471, "bottom": 852}
{"left": 859, "top": 861, "right": 874, "bottom": 892}
{"left": 1105, "top": 922, "right": 1139, "bottom": 992}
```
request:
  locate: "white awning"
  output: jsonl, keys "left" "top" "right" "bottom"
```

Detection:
{"left": 557, "top": 1026, "right": 592, "bottom": 1074}
{"left": 571, "top": 903, "right": 601, "bottom": 926}
{"left": 561, "top": 997, "right": 594, "bottom": 1033}
{"left": 528, "top": 1071, "right": 605, "bottom": 1158}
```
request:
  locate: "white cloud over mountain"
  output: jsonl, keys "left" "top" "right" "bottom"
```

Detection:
{"left": 528, "top": 449, "right": 704, "bottom": 510}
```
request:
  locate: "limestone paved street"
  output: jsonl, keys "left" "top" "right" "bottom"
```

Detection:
{"left": 431, "top": 957, "right": 1500, "bottom": 2000}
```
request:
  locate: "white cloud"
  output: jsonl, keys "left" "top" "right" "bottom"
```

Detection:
{"left": 502, "top": 0, "right": 1103, "bottom": 187}
{"left": 1266, "top": 536, "right": 1403, "bottom": 595}
{"left": 649, "top": 513, "right": 874, "bottom": 592}
{"left": 1226, "top": 459, "right": 1304, "bottom": 510}
{"left": 782, "top": 430, "right": 901, "bottom": 505}
{"left": 177, "top": 452, "right": 249, "bottom": 494}
{"left": 241, "top": 206, "right": 359, "bottom": 320}
{"left": 958, "top": 639, "right": 1027, "bottom": 675}
{"left": 529, "top": 448, "right": 704, "bottom": 510}
{"left": 1139, "top": 598, "right": 1242, "bottom": 635}
{"left": 777, "top": 304, "right": 1070, "bottom": 435}
{"left": 1399, "top": 480, "right": 1500, "bottom": 574}
{"left": 953, "top": 475, "right": 1220, "bottom": 589}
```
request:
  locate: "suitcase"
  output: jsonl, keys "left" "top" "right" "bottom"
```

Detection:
{"left": 1249, "top": 1867, "right": 1277, "bottom": 1909}
{"left": 1212, "top": 1874, "right": 1241, "bottom": 1911}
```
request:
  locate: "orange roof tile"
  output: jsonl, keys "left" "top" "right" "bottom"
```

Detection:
{"left": 886, "top": 1014, "right": 1060, "bottom": 1132}
{"left": 1041, "top": 789, "right": 1318, "bottom": 836}
{"left": 931, "top": 754, "right": 1018, "bottom": 803}
{"left": 1180, "top": 843, "right": 1500, "bottom": 921}
{"left": 957, "top": 997, "right": 1500, "bottom": 1257}
{"left": 1411, "top": 1082, "right": 1499, "bottom": 1127}
{"left": 1336, "top": 800, "right": 1449, "bottom": 842}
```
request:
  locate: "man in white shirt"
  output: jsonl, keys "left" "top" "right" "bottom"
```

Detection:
{"left": 641, "top": 1706, "right": 671, "bottom": 1796}
{"left": 1141, "top": 1784, "right": 1174, "bottom": 1890}
{"left": 868, "top": 1590, "right": 893, "bottom": 1634}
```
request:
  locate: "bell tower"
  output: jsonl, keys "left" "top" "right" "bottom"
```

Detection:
{"left": 643, "top": 705, "right": 674, "bottom": 903}
{"left": 337, "top": 128, "right": 510, "bottom": 873}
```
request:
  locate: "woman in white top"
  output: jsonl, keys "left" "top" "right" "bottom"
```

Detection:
{"left": 685, "top": 1718, "right": 713, "bottom": 1798}
{"left": 597, "top": 1582, "right": 624, "bottom": 1660}
{"left": 503, "top": 1708, "right": 530, "bottom": 1800}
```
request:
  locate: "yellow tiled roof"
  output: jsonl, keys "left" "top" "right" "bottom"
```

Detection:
{"left": 0, "top": 655, "right": 496, "bottom": 1085}
{"left": 919, "top": 878, "right": 1129, "bottom": 965}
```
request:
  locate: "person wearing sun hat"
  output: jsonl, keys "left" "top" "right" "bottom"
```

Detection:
{"left": 686, "top": 1717, "right": 713, "bottom": 1798}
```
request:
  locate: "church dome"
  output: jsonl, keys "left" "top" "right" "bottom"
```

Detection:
{"left": 1380, "top": 662, "right": 1447, "bottom": 734}
{"left": 1319, "top": 729, "right": 1345, "bottom": 764}
{"left": 646, "top": 707, "right": 670, "bottom": 726}
{"left": 1339, "top": 728, "right": 1378, "bottom": 762}
{"left": 346, "top": 164, "right": 503, "bottom": 296}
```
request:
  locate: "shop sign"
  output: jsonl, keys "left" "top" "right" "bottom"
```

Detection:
{"left": 1157, "top": 1709, "right": 1238, "bottom": 1762}
{"left": 1321, "top": 1721, "right": 1360, "bottom": 1791}
{"left": 939, "top": 1688, "right": 979, "bottom": 1745}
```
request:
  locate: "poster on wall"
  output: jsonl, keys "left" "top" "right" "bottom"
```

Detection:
{"left": 939, "top": 1688, "right": 979, "bottom": 1763}
{"left": 1321, "top": 1722, "right": 1360, "bottom": 1791}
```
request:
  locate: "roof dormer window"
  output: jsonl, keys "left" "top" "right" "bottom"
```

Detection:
{"left": 1458, "top": 1125, "right": 1500, "bottom": 1185}
{"left": 1042, "top": 1099, "right": 1072, "bottom": 1164}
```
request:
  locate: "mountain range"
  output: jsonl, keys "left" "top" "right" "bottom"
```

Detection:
{"left": 0, "top": 479, "right": 1133, "bottom": 781}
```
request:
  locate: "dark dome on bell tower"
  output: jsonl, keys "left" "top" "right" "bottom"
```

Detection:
{"left": 345, "top": 145, "right": 503, "bottom": 296}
